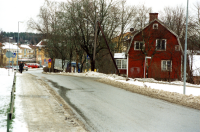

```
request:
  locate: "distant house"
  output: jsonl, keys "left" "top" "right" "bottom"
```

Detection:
{"left": 1, "top": 41, "right": 49, "bottom": 66}
{"left": 2, "top": 42, "right": 21, "bottom": 66}
{"left": 36, "top": 39, "right": 49, "bottom": 66}
{"left": 18, "top": 44, "right": 36, "bottom": 63}
{"left": 112, "top": 30, "right": 136, "bottom": 52}
{"left": 115, "top": 13, "right": 183, "bottom": 80}
{"left": 0, "top": 43, "right": 3, "bottom": 66}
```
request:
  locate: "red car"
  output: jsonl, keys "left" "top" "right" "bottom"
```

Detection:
{"left": 25, "top": 63, "right": 40, "bottom": 68}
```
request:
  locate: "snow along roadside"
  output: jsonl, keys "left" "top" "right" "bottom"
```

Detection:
{"left": 98, "top": 78, "right": 200, "bottom": 110}
{"left": 43, "top": 71, "right": 200, "bottom": 110}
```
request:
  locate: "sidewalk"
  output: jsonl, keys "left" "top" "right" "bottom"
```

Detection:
{"left": 14, "top": 73, "right": 87, "bottom": 132}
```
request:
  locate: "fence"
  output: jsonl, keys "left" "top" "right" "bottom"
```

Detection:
{"left": 7, "top": 72, "right": 16, "bottom": 132}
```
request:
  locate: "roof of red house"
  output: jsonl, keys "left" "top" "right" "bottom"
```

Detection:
{"left": 126, "top": 18, "right": 183, "bottom": 54}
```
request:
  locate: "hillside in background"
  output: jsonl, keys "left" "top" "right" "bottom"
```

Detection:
{"left": 0, "top": 32, "right": 43, "bottom": 45}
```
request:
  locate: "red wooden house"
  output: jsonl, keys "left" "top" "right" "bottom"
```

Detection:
{"left": 126, "top": 13, "right": 183, "bottom": 80}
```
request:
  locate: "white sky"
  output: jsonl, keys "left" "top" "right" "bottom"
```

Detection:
{"left": 0, "top": 0, "right": 198, "bottom": 33}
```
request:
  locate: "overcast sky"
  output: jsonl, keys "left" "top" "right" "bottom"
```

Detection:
{"left": 0, "top": 0, "right": 198, "bottom": 33}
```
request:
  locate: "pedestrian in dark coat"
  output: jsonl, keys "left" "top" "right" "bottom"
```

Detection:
{"left": 19, "top": 61, "right": 24, "bottom": 73}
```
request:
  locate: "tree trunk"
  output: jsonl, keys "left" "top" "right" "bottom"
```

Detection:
{"left": 76, "top": 53, "right": 79, "bottom": 73}
{"left": 51, "top": 58, "right": 54, "bottom": 72}
{"left": 91, "top": 59, "right": 95, "bottom": 71}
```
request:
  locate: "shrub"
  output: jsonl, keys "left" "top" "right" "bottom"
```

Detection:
{"left": 43, "top": 67, "right": 53, "bottom": 72}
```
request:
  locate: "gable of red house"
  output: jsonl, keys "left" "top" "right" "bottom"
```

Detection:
{"left": 126, "top": 13, "right": 183, "bottom": 80}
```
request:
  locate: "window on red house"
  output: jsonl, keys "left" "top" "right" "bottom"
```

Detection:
{"left": 134, "top": 41, "right": 144, "bottom": 50}
{"left": 156, "top": 39, "right": 166, "bottom": 50}
{"left": 116, "top": 59, "right": 127, "bottom": 69}
{"left": 161, "top": 60, "right": 172, "bottom": 71}
{"left": 153, "top": 23, "right": 158, "bottom": 29}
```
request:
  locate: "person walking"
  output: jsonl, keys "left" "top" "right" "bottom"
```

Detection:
{"left": 19, "top": 61, "right": 24, "bottom": 74}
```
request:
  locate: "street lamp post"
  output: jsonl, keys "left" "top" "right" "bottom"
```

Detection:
{"left": 17, "top": 21, "right": 23, "bottom": 68}
{"left": 144, "top": 56, "right": 151, "bottom": 79}
{"left": 183, "top": 0, "right": 189, "bottom": 95}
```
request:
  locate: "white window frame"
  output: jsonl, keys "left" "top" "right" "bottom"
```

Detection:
{"left": 156, "top": 39, "right": 166, "bottom": 51}
{"left": 161, "top": 60, "right": 172, "bottom": 71}
{"left": 153, "top": 23, "right": 158, "bottom": 29}
{"left": 134, "top": 41, "right": 144, "bottom": 50}
{"left": 116, "top": 59, "right": 127, "bottom": 69}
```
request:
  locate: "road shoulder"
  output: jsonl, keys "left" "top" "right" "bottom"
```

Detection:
{"left": 15, "top": 73, "right": 88, "bottom": 132}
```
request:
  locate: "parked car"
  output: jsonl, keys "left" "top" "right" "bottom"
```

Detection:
{"left": 23, "top": 66, "right": 28, "bottom": 71}
{"left": 25, "top": 63, "right": 40, "bottom": 68}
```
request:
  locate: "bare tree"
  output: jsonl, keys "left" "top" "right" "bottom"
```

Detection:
{"left": 188, "top": 2, "right": 200, "bottom": 50}
{"left": 60, "top": 0, "right": 137, "bottom": 72}
{"left": 27, "top": 0, "right": 58, "bottom": 71}
{"left": 133, "top": 4, "right": 152, "bottom": 30}
{"left": 161, "top": 6, "right": 186, "bottom": 37}
{"left": 28, "top": 0, "right": 75, "bottom": 71}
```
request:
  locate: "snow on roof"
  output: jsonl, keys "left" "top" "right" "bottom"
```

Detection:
{"left": 189, "top": 55, "right": 200, "bottom": 76}
{"left": 36, "top": 39, "right": 47, "bottom": 47}
{"left": 2, "top": 42, "right": 20, "bottom": 50}
{"left": 36, "top": 40, "right": 42, "bottom": 47}
{"left": 114, "top": 53, "right": 126, "bottom": 59}
{"left": 20, "top": 44, "right": 31, "bottom": 49}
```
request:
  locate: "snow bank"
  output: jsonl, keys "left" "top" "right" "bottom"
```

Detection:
{"left": 46, "top": 71, "right": 109, "bottom": 78}
{"left": 98, "top": 78, "right": 200, "bottom": 110}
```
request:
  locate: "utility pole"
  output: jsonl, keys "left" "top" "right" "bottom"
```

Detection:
{"left": 183, "top": 0, "right": 189, "bottom": 95}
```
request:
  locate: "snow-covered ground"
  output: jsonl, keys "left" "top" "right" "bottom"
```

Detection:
{"left": 0, "top": 68, "right": 15, "bottom": 131}
{"left": 52, "top": 71, "right": 200, "bottom": 96}
{"left": 0, "top": 68, "right": 28, "bottom": 132}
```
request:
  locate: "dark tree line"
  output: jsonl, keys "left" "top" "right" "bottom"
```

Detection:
{"left": 0, "top": 31, "right": 42, "bottom": 44}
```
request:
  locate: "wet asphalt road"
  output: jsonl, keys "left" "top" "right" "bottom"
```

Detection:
{"left": 26, "top": 69, "right": 200, "bottom": 132}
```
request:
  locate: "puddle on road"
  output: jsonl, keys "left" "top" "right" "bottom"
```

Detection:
{"left": 47, "top": 79, "right": 90, "bottom": 124}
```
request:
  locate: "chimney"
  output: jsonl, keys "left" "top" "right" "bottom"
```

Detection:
{"left": 149, "top": 13, "right": 158, "bottom": 22}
